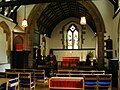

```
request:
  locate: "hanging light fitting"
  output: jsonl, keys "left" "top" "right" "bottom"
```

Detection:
{"left": 80, "top": 0, "right": 86, "bottom": 25}
{"left": 22, "top": 5, "right": 28, "bottom": 27}
{"left": 80, "top": 16, "right": 86, "bottom": 25}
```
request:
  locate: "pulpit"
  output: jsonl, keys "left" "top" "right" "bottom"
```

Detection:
{"left": 11, "top": 51, "right": 30, "bottom": 69}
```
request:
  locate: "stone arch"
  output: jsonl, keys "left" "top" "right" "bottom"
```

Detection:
{"left": 0, "top": 21, "right": 11, "bottom": 63}
{"left": 13, "top": 35, "right": 24, "bottom": 51}
{"left": 26, "top": 4, "right": 48, "bottom": 67}
{"left": 81, "top": 1, "right": 105, "bottom": 69}
{"left": 27, "top": 3, "right": 48, "bottom": 49}
{"left": 27, "top": 1, "right": 105, "bottom": 69}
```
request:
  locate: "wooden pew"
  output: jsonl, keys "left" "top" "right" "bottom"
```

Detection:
{"left": 56, "top": 73, "right": 70, "bottom": 77}
{"left": 57, "top": 69, "right": 71, "bottom": 74}
{"left": 84, "top": 74, "right": 98, "bottom": 89}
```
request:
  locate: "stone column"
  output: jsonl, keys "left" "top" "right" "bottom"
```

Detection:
{"left": 97, "top": 32, "right": 104, "bottom": 70}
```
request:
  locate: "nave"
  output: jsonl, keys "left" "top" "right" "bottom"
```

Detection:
{"left": 0, "top": 68, "right": 119, "bottom": 90}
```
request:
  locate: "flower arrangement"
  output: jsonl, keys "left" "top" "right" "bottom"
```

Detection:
{"left": 87, "top": 51, "right": 94, "bottom": 59}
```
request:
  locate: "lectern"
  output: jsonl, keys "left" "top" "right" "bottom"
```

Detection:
{"left": 11, "top": 51, "right": 30, "bottom": 69}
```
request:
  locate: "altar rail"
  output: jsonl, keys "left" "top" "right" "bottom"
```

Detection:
{"left": 57, "top": 70, "right": 105, "bottom": 74}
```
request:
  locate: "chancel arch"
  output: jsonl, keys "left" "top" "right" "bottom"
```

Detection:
{"left": 27, "top": 1, "right": 105, "bottom": 69}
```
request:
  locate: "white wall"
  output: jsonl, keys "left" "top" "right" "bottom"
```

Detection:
{"left": 41, "top": 17, "right": 96, "bottom": 60}
{"left": 93, "top": 0, "right": 118, "bottom": 58}
{"left": 113, "top": 13, "right": 120, "bottom": 59}
{"left": 54, "top": 50, "right": 95, "bottom": 61}
{"left": 49, "top": 17, "right": 95, "bottom": 49}
{"left": 0, "top": 15, "right": 18, "bottom": 69}
{"left": 93, "top": 0, "right": 114, "bottom": 37}
{"left": 0, "top": 27, "right": 8, "bottom": 63}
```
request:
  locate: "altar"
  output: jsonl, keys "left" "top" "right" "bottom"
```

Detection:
{"left": 52, "top": 49, "right": 95, "bottom": 69}
{"left": 62, "top": 57, "right": 79, "bottom": 68}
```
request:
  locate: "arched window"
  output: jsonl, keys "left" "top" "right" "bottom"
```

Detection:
{"left": 67, "top": 24, "right": 79, "bottom": 49}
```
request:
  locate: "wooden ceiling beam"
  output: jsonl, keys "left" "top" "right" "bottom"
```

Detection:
{"left": 0, "top": 0, "right": 87, "bottom": 7}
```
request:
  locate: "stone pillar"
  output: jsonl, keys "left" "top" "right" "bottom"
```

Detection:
{"left": 118, "top": 62, "right": 120, "bottom": 90}
{"left": 97, "top": 32, "right": 104, "bottom": 70}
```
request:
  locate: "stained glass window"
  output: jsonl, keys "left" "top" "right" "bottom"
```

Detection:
{"left": 67, "top": 24, "right": 78, "bottom": 49}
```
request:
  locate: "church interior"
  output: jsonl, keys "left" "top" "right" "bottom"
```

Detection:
{"left": 0, "top": 0, "right": 120, "bottom": 90}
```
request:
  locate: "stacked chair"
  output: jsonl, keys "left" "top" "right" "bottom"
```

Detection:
{"left": 6, "top": 72, "right": 20, "bottom": 90}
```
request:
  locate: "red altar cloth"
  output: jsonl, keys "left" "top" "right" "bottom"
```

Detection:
{"left": 62, "top": 57, "right": 79, "bottom": 68}
{"left": 49, "top": 77, "right": 84, "bottom": 89}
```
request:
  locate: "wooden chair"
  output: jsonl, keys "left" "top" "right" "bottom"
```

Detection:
{"left": 19, "top": 72, "right": 35, "bottom": 90}
{"left": 24, "top": 69, "right": 35, "bottom": 79}
{"left": 84, "top": 74, "right": 98, "bottom": 89}
{"left": 0, "top": 78, "right": 9, "bottom": 90}
{"left": 0, "top": 72, "right": 6, "bottom": 78}
{"left": 6, "top": 72, "right": 20, "bottom": 90}
{"left": 6, "top": 72, "right": 19, "bottom": 79}
{"left": 5, "top": 69, "right": 15, "bottom": 72}
{"left": 34, "top": 70, "right": 45, "bottom": 85}
{"left": 97, "top": 74, "right": 112, "bottom": 90}
{"left": 8, "top": 78, "right": 19, "bottom": 90}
